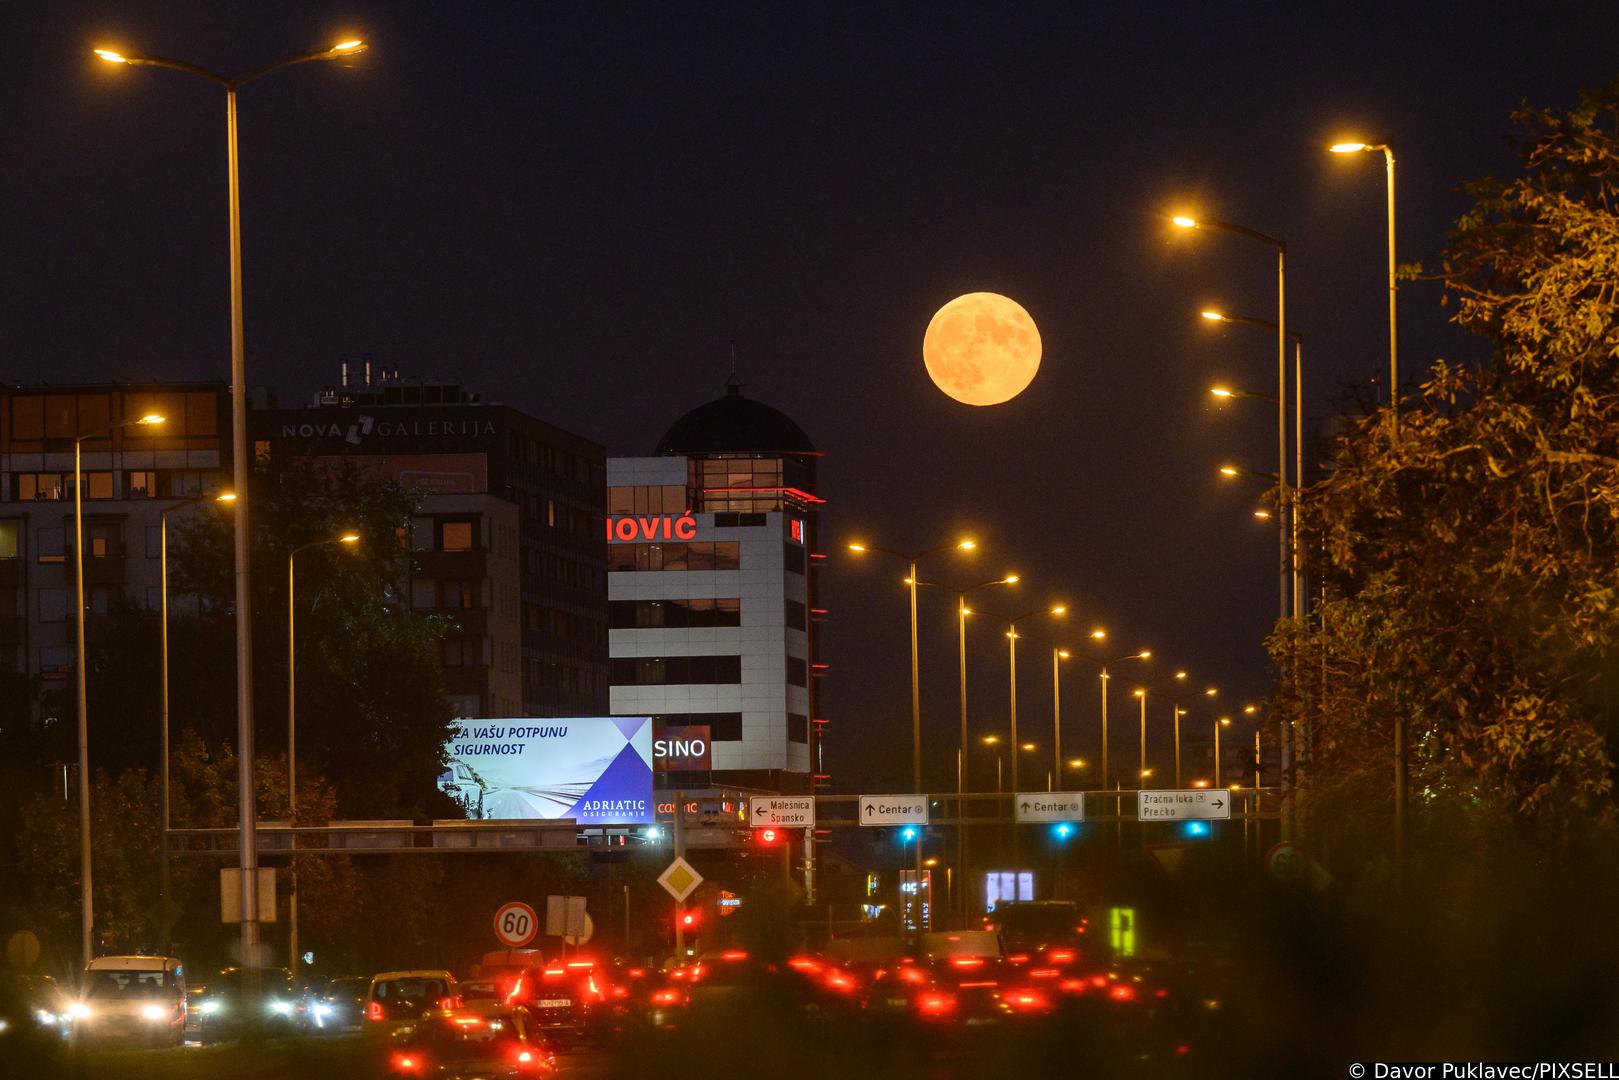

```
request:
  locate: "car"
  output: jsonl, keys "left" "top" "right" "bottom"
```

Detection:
{"left": 984, "top": 900, "right": 1087, "bottom": 967}
{"left": 366, "top": 971, "right": 461, "bottom": 1036}
{"left": 385, "top": 1004, "right": 556, "bottom": 1077}
{"left": 69, "top": 956, "right": 188, "bottom": 1047}
{"left": 457, "top": 979, "right": 503, "bottom": 1006}
{"left": 916, "top": 931, "right": 1011, "bottom": 1024}
{"left": 437, "top": 760, "right": 486, "bottom": 818}
{"left": 193, "top": 966, "right": 298, "bottom": 1043}
{"left": 499, "top": 962, "right": 591, "bottom": 1045}
{"left": 305, "top": 976, "right": 371, "bottom": 1033}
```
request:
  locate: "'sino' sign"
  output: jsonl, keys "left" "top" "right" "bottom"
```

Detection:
{"left": 653, "top": 724, "right": 711, "bottom": 771}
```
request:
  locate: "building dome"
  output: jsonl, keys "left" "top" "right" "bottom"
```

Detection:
{"left": 656, "top": 381, "right": 815, "bottom": 456}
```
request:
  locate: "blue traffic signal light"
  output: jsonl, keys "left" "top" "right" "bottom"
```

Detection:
{"left": 899, "top": 825, "right": 919, "bottom": 843}
{"left": 1181, "top": 821, "right": 1210, "bottom": 839}
{"left": 1052, "top": 822, "right": 1075, "bottom": 841}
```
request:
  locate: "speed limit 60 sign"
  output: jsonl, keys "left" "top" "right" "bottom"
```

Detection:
{"left": 493, "top": 901, "right": 538, "bottom": 948}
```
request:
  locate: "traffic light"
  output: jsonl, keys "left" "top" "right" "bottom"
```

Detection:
{"left": 1180, "top": 821, "right": 1210, "bottom": 839}
{"left": 899, "top": 825, "right": 919, "bottom": 843}
{"left": 676, "top": 908, "right": 700, "bottom": 932}
{"left": 753, "top": 826, "right": 783, "bottom": 846}
{"left": 1051, "top": 822, "right": 1076, "bottom": 841}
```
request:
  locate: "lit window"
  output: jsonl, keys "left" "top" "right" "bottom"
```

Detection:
{"left": 441, "top": 521, "right": 474, "bottom": 552}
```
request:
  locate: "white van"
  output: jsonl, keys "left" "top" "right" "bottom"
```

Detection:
{"left": 72, "top": 955, "right": 187, "bottom": 1047}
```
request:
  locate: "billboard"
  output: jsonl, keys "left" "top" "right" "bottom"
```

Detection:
{"left": 440, "top": 717, "right": 654, "bottom": 825}
{"left": 653, "top": 723, "right": 712, "bottom": 771}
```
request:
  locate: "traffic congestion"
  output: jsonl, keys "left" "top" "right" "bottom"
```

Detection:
{"left": 0, "top": 898, "right": 1228, "bottom": 1078}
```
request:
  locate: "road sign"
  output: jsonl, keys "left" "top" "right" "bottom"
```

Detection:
{"left": 545, "top": 894, "right": 587, "bottom": 938}
{"left": 564, "top": 912, "right": 594, "bottom": 947}
{"left": 858, "top": 795, "right": 928, "bottom": 826}
{"left": 220, "top": 867, "right": 276, "bottom": 924}
{"left": 748, "top": 796, "right": 816, "bottom": 828}
{"left": 1013, "top": 792, "right": 1085, "bottom": 823}
{"left": 657, "top": 856, "right": 704, "bottom": 902}
{"left": 1136, "top": 789, "right": 1231, "bottom": 821}
{"left": 1266, "top": 841, "right": 1303, "bottom": 879}
{"left": 493, "top": 901, "right": 539, "bottom": 948}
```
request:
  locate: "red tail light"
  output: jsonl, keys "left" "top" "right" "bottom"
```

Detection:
{"left": 787, "top": 956, "right": 822, "bottom": 975}
{"left": 650, "top": 989, "right": 682, "bottom": 1007}
{"left": 1109, "top": 983, "right": 1136, "bottom": 1002}
{"left": 897, "top": 966, "right": 928, "bottom": 986}
{"left": 1058, "top": 978, "right": 1088, "bottom": 994}
{"left": 368, "top": 1001, "right": 384, "bottom": 1022}
{"left": 1006, "top": 953, "right": 1030, "bottom": 964}
{"left": 950, "top": 957, "right": 984, "bottom": 970}
{"left": 720, "top": 950, "right": 748, "bottom": 962}
{"left": 391, "top": 1052, "right": 421, "bottom": 1073}
{"left": 1029, "top": 967, "right": 1061, "bottom": 980}
{"left": 823, "top": 970, "right": 858, "bottom": 994}
{"left": 915, "top": 990, "right": 957, "bottom": 1018}
{"left": 1046, "top": 949, "right": 1076, "bottom": 964}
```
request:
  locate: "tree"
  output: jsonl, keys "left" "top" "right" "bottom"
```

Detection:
{"left": 1275, "top": 80, "right": 1619, "bottom": 865}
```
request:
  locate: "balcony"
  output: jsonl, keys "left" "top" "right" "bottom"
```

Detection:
{"left": 412, "top": 549, "right": 487, "bottom": 579}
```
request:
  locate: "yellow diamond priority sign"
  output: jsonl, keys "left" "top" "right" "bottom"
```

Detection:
{"left": 657, "top": 856, "right": 703, "bottom": 903}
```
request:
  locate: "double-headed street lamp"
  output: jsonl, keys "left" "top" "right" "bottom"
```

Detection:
{"left": 1068, "top": 648, "right": 1151, "bottom": 791}
{"left": 287, "top": 533, "right": 360, "bottom": 978}
{"left": 1129, "top": 670, "right": 1190, "bottom": 784}
{"left": 73, "top": 411, "right": 164, "bottom": 966}
{"left": 1168, "top": 686, "right": 1219, "bottom": 788}
{"left": 96, "top": 33, "right": 368, "bottom": 974}
{"left": 158, "top": 489, "right": 236, "bottom": 952}
{"left": 847, "top": 538, "right": 977, "bottom": 795}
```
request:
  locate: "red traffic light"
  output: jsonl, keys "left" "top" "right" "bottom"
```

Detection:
{"left": 678, "top": 909, "right": 699, "bottom": 929}
{"left": 754, "top": 827, "right": 783, "bottom": 846}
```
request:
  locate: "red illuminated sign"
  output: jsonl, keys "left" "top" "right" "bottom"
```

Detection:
{"left": 788, "top": 518, "right": 804, "bottom": 544}
{"left": 607, "top": 514, "right": 697, "bottom": 542}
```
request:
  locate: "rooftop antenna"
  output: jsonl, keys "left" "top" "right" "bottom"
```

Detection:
{"left": 726, "top": 341, "right": 742, "bottom": 394}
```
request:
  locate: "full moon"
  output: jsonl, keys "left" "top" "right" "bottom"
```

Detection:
{"left": 922, "top": 292, "right": 1042, "bottom": 407}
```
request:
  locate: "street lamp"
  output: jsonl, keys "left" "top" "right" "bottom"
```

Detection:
{"left": 1214, "top": 717, "right": 1233, "bottom": 787}
{"left": 1050, "top": 648, "right": 1069, "bottom": 792}
{"left": 1131, "top": 670, "right": 1188, "bottom": 784}
{"left": 1070, "top": 649, "right": 1151, "bottom": 792}
{"left": 1173, "top": 215, "right": 1289, "bottom": 627}
{"left": 955, "top": 573, "right": 1016, "bottom": 919}
{"left": 72, "top": 411, "right": 164, "bottom": 967}
{"left": 1328, "top": 141, "right": 1398, "bottom": 419}
{"left": 1167, "top": 686, "right": 1218, "bottom": 788}
{"left": 287, "top": 532, "right": 360, "bottom": 977}
{"left": 96, "top": 33, "right": 368, "bottom": 979}
{"left": 974, "top": 604, "right": 1067, "bottom": 792}
{"left": 979, "top": 735, "right": 1004, "bottom": 794}
{"left": 847, "top": 538, "right": 977, "bottom": 794}
{"left": 158, "top": 489, "right": 235, "bottom": 952}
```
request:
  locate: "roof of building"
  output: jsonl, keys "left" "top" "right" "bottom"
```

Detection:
{"left": 656, "top": 380, "right": 815, "bottom": 456}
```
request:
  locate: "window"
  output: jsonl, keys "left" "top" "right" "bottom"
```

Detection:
{"left": 40, "top": 645, "right": 73, "bottom": 677}
{"left": 442, "top": 580, "right": 475, "bottom": 610}
{"left": 126, "top": 471, "right": 157, "bottom": 499}
{"left": 161, "top": 470, "right": 217, "bottom": 498}
{"left": 610, "top": 598, "right": 741, "bottom": 629}
{"left": 784, "top": 541, "right": 806, "bottom": 575}
{"left": 88, "top": 525, "right": 118, "bottom": 558}
{"left": 440, "top": 520, "right": 474, "bottom": 552}
{"left": 36, "top": 528, "right": 64, "bottom": 564}
{"left": 787, "top": 656, "right": 808, "bottom": 687}
{"left": 411, "top": 579, "right": 437, "bottom": 611}
{"left": 15, "top": 473, "right": 65, "bottom": 501}
{"left": 786, "top": 599, "right": 806, "bottom": 631}
{"left": 546, "top": 499, "right": 556, "bottom": 527}
{"left": 606, "top": 542, "right": 740, "bottom": 572}
{"left": 609, "top": 655, "right": 742, "bottom": 685}
{"left": 788, "top": 712, "right": 808, "bottom": 743}
{"left": 39, "top": 590, "right": 67, "bottom": 622}
{"left": 442, "top": 638, "right": 476, "bottom": 667}
{"left": 85, "top": 473, "right": 114, "bottom": 501}
{"left": 652, "top": 712, "right": 743, "bottom": 742}
{"left": 0, "top": 522, "right": 17, "bottom": 560}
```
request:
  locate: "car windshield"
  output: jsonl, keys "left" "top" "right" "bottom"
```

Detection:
{"left": 993, "top": 902, "right": 1080, "bottom": 936}
{"left": 460, "top": 981, "right": 501, "bottom": 1001}
{"left": 85, "top": 971, "right": 169, "bottom": 998}
{"left": 329, "top": 978, "right": 369, "bottom": 998}
{"left": 377, "top": 977, "right": 449, "bottom": 1002}
{"left": 919, "top": 932, "right": 1003, "bottom": 960}
{"left": 407, "top": 1014, "right": 527, "bottom": 1058}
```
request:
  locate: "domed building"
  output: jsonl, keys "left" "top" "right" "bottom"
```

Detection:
{"left": 606, "top": 378, "right": 824, "bottom": 796}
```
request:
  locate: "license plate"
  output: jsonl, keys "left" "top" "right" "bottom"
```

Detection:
{"left": 537, "top": 999, "right": 572, "bottom": 1009}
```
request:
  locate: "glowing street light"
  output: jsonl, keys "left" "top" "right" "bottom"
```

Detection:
{"left": 96, "top": 32, "right": 369, "bottom": 996}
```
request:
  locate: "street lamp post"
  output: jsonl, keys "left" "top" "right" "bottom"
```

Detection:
{"left": 72, "top": 412, "right": 164, "bottom": 967}
{"left": 1214, "top": 717, "right": 1232, "bottom": 787}
{"left": 1168, "top": 686, "right": 1218, "bottom": 788}
{"left": 979, "top": 736, "right": 1004, "bottom": 793}
{"left": 158, "top": 489, "right": 235, "bottom": 952}
{"left": 847, "top": 539, "right": 977, "bottom": 795}
{"left": 286, "top": 533, "right": 359, "bottom": 977}
{"left": 1074, "top": 649, "right": 1151, "bottom": 793}
{"left": 1050, "top": 648, "right": 1068, "bottom": 792}
{"left": 955, "top": 574, "right": 1016, "bottom": 921}
{"left": 981, "top": 605, "right": 1067, "bottom": 793}
{"left": 1173, "top": 216, "right": 1288, "bottom": 627}
{"left": 1130, "top": 671, "right": 1189, "bottom": 782}
{"left": 96, "top": 34, "right": 368, "bottom": 991}
{"left": 1330, "top": 139, "right": 1404, "bottom": 873}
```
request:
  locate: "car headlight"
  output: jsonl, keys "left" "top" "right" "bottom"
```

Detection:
{"left": 198, "top": 1000, "right": 221, "bottom": 1016}
{"left": 268, "top": 1000, "right": 293, "bottom": 1016}
{"left": 35, "top": 1010, "right": 56, "bottom": 1026}
{"left": 312, "top": 1003, "right": 333, "bottom": 1017}
{"left": 140, "top": 1004, "right": 168, "bottom": 1022}
{"left": 66, "top": 1003, "right": 91, "bottom": 1021}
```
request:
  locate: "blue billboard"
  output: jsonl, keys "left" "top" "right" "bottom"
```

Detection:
{"left": 439, "top": 716, "right": 654, "bottom": 825}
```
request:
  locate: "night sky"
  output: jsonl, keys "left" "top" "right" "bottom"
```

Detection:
{"left": 5, "top": 2, "right": 1614, "bottom": 793}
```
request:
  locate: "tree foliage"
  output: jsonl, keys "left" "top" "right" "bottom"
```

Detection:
{"left": 1274, "top": 81, "right": 1619, "bottom": 863}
